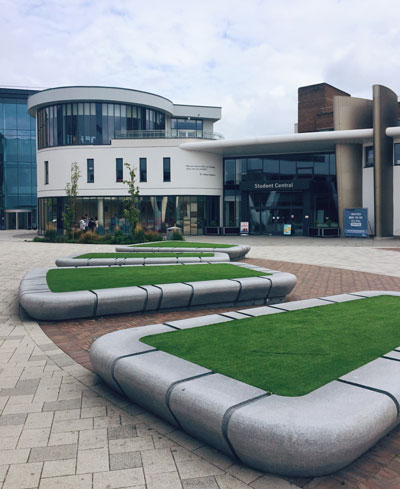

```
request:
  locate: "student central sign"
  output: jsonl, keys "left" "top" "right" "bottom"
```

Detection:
{"left": 240, "top": 180, "right": 309, "bottom": 191}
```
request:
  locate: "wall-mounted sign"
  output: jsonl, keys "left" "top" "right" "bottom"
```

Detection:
{"left": 283, "top": 224, "right": 292, "bottom": 235}
{"left": 240, "top": 221, "right": 249, "bottom": 234}
{"left": 344, "top": 208, "right": 368, "bottom": 238}
{"left": 239, "top": 180, "right": 309, "bottom": 191}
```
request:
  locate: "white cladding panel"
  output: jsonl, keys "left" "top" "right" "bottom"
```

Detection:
{"left": 37, "top": 140, "right": 223, "bottom": 199}
{"left": 362, "top": 167, "right": 375, "bottom": 235}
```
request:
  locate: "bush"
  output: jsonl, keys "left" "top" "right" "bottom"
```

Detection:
{"left": 55, "top": 235, "right": 68, "bottom": 243}
{"left": 144, "top": 230, "right": 163, "bottom": 242}
{"left": 78, "top": 231, "right": 100, "bottom": 244}
{"left": 33, "top": 236, "right": 45, "bottom": 242}
{"left": 44, "top": 228, "right": 57, "bottom": 242}
{"left": 171, "top": 230, "right": 184, "bottom": 241}
{"left": 132, "top": 229, "right": 146, "bottom": 244}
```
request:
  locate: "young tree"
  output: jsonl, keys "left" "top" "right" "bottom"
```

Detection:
{"left": 123, "top": 162, "right": 140, "bottom": 233}
{"left": 62, "top": 162, "right": 81, "bottom": 239}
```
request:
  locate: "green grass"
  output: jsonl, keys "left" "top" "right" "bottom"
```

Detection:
{"left": 134, "top": 241, "right": 234, "bottom": 248}
{"left": 47, "top": 264, "right": 268, "bottom": 293}
{"left": 75, "top": 252, "right": 214, "bottom": 259}
{"left": 142, "top": 296, "right": 400, "bottom": 397}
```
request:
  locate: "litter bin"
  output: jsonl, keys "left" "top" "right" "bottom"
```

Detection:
{"left": 166, "top": 226, "right": 182, "bottom": 240}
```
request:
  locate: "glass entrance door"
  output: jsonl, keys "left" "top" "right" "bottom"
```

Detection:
{"left": 248, "top": 191, "right": 304, "bottom": 235}
{"left": 5, "top": 210, "right": 32, "bottom": 230}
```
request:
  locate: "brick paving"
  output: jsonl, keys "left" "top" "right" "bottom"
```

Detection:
{"left": 2, "top": 236, "right": 400, "bottom": 488}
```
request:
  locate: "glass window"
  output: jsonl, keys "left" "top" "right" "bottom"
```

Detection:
{"left": 44, "top": 161, "right": 49, "bottom": 184}
{"left": 365, "top": 146, "right": 374, "bottom": 167}
{"left": 247, "top": 158, "right": 262, "bottom": 173}
{"left": 4, "top": 104, "right": 17, "bottom": 130}
{"left": 116, "top": 158, "right": 123, "bottom": 182}
{"left": 87, "top": 159, "right": 94, "bottom": 183}
{"left": 394, "top": 143, "right": 400, "bottom": 165}
{"left": 140, "top": 158, "right": 147, "bottom": 182}
{"left": 163, "top": 157, "right": 171, "bottom": 182}
{"left": 224, "top": 159, "right": 235, "bottom": 184}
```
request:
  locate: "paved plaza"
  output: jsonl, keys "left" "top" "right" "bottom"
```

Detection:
{"left": 1, "top": 231, "right": 400, "bottom": 488}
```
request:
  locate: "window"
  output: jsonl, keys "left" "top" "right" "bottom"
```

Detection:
{"left": 163, "top": 157, "right": 171, "bottom": 182}
{"left": 365, "top": 146, "right": 374, "bottom": 167}
{"left": 140, "top": 158, "right": 147, "bottom": 182}
{"left": 116, "top": 158, "right": 123, "bottom": 182}
{"left": 87, "top": 158, "right": 94, "bottom": 183}
{"left": 44, "top": 161, "right": 49, "bottom": 185}
{"left": 394, "top": 143, "right": 400, "bottom": 165}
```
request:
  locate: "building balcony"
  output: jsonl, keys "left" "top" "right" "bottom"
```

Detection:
{"left": 115, "top": 129, "right": 224, "bottom": 140}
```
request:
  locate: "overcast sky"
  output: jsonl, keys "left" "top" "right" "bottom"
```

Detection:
{"left": 2, "top": 0, "right": 400, "bottom": 138}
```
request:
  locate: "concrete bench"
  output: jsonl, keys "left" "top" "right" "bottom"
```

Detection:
{"left": 19, "top": 263, "right": 296, "bottom": 321}
{"left": 89, "top": 291, "right": 400, "bottom": 477}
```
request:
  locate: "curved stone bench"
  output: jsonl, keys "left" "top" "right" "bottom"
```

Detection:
{"left": 55, "top": 251, "right": 230, "bottom": 267}
{"left": 115, "top": 243, "right": 250, "bottom": 260}
{"left": 19, "top": 263, "right": 296, "bottom": 321}
{"left": 89, "top": 291, "right": 400, "bottom": 477}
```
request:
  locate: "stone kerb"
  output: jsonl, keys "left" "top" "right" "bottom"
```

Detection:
{"left": 18, "top": 263, "right": 296, "bottom": 321}
{"left": 115, "top": 243, "right": 250, "bottom": 260}
{"left": 89, "top": 291, "right": 400, "bottom": 477}
{"left": 55, "top": 251, "right": 231, "bottom": 267}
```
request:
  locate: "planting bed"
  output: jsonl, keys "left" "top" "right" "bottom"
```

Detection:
{"left": 55, "top": 250, "right": 230, "bottom": 267}
{"left": 116, "top": 242, "right": 250, "bottom": 260}
{"left": 19, "top": 262, "right": 296, "bottom": 320}
{"left": 90, "top": 291, "right": 400, "bottom": 477}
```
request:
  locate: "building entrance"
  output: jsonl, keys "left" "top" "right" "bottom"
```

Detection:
{"left": 248, "top": 192, "right": 304, "bottom": 235}
{"left": 5, "top": 210, "right": 32, "bottom": 230}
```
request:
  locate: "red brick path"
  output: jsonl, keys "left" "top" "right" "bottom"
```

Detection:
{"left": 38, "top": 258, "right": 400, "bottom": 489}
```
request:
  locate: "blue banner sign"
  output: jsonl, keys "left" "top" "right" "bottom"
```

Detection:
{"left": 344, "top": 208, "right": 368, "bottom": 237}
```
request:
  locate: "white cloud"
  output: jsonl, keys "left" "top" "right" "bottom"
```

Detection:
{"left": 1, "top": 0, "right": 400, "bottom": 138}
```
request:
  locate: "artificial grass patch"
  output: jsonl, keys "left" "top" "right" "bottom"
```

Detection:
{"left": 46, "top": 264, "right": 268, "bottom": 293}
{"left": 142, "top": 296, "right": 400, "bottom": 397}
{"left": 75, "top": 252, "right": 214, "bottom": 259}
{"left": 134, "top": 241, "right": 234, "bottom": 248}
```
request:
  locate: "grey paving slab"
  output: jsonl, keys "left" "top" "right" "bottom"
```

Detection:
{"left": 340, "top": 356, "right": 400, "bottom": 405}
{"left": 270, "top": 298, "right": 329, "bottom": 311}
{"left": 164, "top": 314, "right": 233, "bottom": 330}
{"left": 236, "top": 306, "right": 283, "bottom": 317}
{"left": 319, "top": 293, "right": 364, "bottom": 303}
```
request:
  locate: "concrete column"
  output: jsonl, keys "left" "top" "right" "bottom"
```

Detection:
{"left": 373, "top": 85, "right": 398, "bottom": 237}
{"left": 97, "top": 198, "right": 104, "bottom": 227}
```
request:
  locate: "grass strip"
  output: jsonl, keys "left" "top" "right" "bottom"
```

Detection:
{"left": 47, "top": 264, "right": 268, "bottom": 292}
{"left": 142, "top": 296, "right": 400, "bottom": 397}
{"left": 75, "top": 252, "right": 214, "bottom": 259}
{"left": 134, "top": 241, "right": 234, "bottom": 248}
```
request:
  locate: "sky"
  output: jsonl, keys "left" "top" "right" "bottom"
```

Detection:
{"left": 2, "top": 0, "right": 400, "bottom": 139}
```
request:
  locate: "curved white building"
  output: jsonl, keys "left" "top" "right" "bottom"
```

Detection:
{"left": 28, "top": 83, "right": 400, "bottom": 238}
{"left": 28, "top": 86, "right": 223, "bottom": 235}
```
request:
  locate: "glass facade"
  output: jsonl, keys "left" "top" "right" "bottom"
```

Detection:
{"left": 171, "top": 118, "right": 203, "bottom": 138}
{"left": 224, "top": 153, "right": 337, "bottom": 235}
{"left": 37, "top": 102, "right": 165, "bottom": 149}
{"left": 38, "top": 195, "right": 219, "bottom": 236}
{"left": 0, "top": 89, "right": 37, "bottom": 229}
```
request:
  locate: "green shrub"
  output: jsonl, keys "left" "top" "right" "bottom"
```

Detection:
{"left": 78, "top": 231, "right": 100, "bottom": 244}
{"left": 33, "top": 236, "right": 45, "bottom": 242}
{"left": 144, "top": 230, "right": 163, "bottom": 242}
{"left": 171, "top": 230, "right": 184, "bottom": 241}
{"left": 55, "top": 235, "right": 68, "bottom": 243}
{"left": 44, "top": 229, "right": 57, "bottom": 242}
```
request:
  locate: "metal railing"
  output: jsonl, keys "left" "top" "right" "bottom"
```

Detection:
{"left": 115, "top": 130, "right": 224, "bottom": 140}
